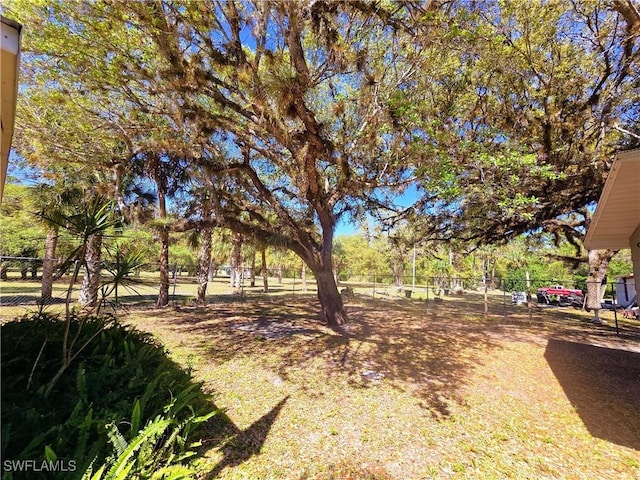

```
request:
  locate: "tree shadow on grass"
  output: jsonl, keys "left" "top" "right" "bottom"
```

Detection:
{"left": 339, "top": 298, "right": 501, "bottom": 418}
{"left": 137, "top": 293, "right": 638, "bottom": 422}
{"left": 544, "top": 338, "right": 640, "bottom": 450}
{"left": 138, "top": 296, "right": 502, "bottom": 419}
{"left": 204, "top": 396, "right": 289, "bottom": 479}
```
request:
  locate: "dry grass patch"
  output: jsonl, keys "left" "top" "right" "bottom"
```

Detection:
{"left": 124, "top": 293, "right": 640, "bottom": 479}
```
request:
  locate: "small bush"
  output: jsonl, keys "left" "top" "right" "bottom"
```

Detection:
{"left": 1, "top": 312, "right": 217, "bottom": 479}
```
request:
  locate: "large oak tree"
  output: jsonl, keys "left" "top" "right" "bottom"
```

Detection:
{"left": 8, "top": 0, "right": 434, "bottom": 327}
{"left": 8, "top": 0, "right": 638, "bottom": 328}
{"left": 395, "top": 0, "right": 639, "bottom": 314}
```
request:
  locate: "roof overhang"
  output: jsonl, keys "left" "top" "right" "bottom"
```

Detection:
{"left": 1, "top": 16, "right": 22, "bottom": 203}
{"left": 584, "top": 149, "right": 640, "bottom": 250}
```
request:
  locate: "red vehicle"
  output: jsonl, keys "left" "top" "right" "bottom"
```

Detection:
{"left": 537, "top": 285, "right": 583, "bottom": 307}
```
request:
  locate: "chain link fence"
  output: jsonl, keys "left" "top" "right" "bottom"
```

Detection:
{"left": 1, "top": 256, "right": 638, "bottom": 327}
{"left": 0, "top": 257, "right": 324, "bottom": 317}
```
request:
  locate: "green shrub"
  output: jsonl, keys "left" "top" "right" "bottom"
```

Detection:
{"left": 1, "top": 312, "right": 217, "bottom": 480}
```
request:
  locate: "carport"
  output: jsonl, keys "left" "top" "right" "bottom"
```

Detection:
{"left": 584, "top": 148, "right": 640, "bottom": 306}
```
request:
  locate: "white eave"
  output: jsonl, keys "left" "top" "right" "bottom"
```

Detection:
{"left": 1, "top": 16, "right": 22, "bottom": 203}
{"left": 584, "top": 149, "right": 640, "bottom": 250}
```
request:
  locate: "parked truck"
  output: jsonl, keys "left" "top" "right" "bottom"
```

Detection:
{"left": 536, "top": 285, "right": 583, "bottom": 307}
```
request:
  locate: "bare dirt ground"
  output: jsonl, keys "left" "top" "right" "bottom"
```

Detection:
{"left": 124, "top": 292, "right": 640, "bottom": 479}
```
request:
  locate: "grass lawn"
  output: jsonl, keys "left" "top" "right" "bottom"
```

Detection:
{"left": 119, "top": 292, "right": 640, "bottom": 480}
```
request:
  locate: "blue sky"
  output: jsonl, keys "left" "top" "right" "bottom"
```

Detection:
{"left": 335, "top": 183, "right": 420, "bottom": 237}
{"left": 7, "top": 152, "right": 420, "bottom": 239}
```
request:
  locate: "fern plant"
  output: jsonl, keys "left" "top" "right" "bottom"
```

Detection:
{"left": 81, "top": 401, "right": 216, "bottom": 480}
{"left": 1, "top": 313, "right": 219, "bottom": 480}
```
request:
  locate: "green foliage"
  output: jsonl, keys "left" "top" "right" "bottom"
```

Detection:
{"left": 38, "top": 196, "right": 116, "bottom": 286}
{"left": 502, "top": 264, "right": 569, "bottom": 292}
{"left": 0, "top": 184, "right": 45, "bottom": 258}
{"left": 607, "top": 251, "right": 634, "bottom": 279}
{"left": 335, "top": 234, "right": 418, "bottom": 282}
{"left": 403, "top": 1, "right": 639, "bottom": 245}
{"left": 332, "top": 230, "right": 592, "bottom": 289}
{"left": 44, "top": 197, "right": 116, "bottom": 245}
{"left": 1, "top": 312, "right": 217, "bottom": 480}
{"left": 265, "top": 248, "right": 302, "bottom": 276}
{"left": 82, "top": 406, "right": 213, "bottom": 480}
{"left": 100, "top": 245, "right": 148, "bottom": 308}
{"left": 168, "top": 244, "right": 197, "bottom": 276}
{"left": 571, "top": 250, "right": 634, "bottom": 293}
{"left": 6, "top": 0, "right": 637, "bottom": 326}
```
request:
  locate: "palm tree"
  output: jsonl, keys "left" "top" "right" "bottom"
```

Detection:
{"left": 31, "top": 183, "right": 85, "bottom": 302}
{"left": 41, "top": 197, "right": 116, "bottom": 394}
{"left": 41, "top": 196, "right": 115, "bottom": 310}
{"left": 183, "top": 207, "right": 214, "bottom": 305}
{"left": 131, "top": 153, "right": 189, "bottom": 307}
{"left": 77, "top": 229, "right": 104, "bottom": 310}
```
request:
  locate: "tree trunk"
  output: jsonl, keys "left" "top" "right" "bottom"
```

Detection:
{"left": 79, "top": 233, "right": 103, "bottom": 310}
{"left": 314, "top": 264, "right": 348, "bottom": 327}
{"left": 41, "top": 229, "right": 58, "bottom": 301}
{"left": 230, "top": 232, "right": 242, "bottom": 294}
{"left": 319, "top": 255, "right": 348, "bottom": 327}
{"left": 298, "top": 226, "right": 349, "bottom": 328}
{"left": 261, "top": 247, "right": 269, "bottom": 293}
{"left": 491, "top": 263, "right": 496, "bottom": 290}
{"left": 196, "top": 227, "right": 213, "bottom": 305}
{"left": 157, "top": 227, "right": 170, "bottom": 307}
{"left": 208, "top": 261, "right": 216, "bottom": 280}
{"left": 585, "top": 249, "right": 616, "bottom": 323}
{"left": 392, "top": 259, "right": 404, "bottom": 287}
{"left": 156, "top": 184, "right": 170, "bottom": 307}
{"left": 250, "top": 249, "right": 256, "bottom": 287}
{"left": 113, "top": 163, "right": 127, "bottom": 214}
{"left": 301, "top": 263, "right": 307, "bottom": 292}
